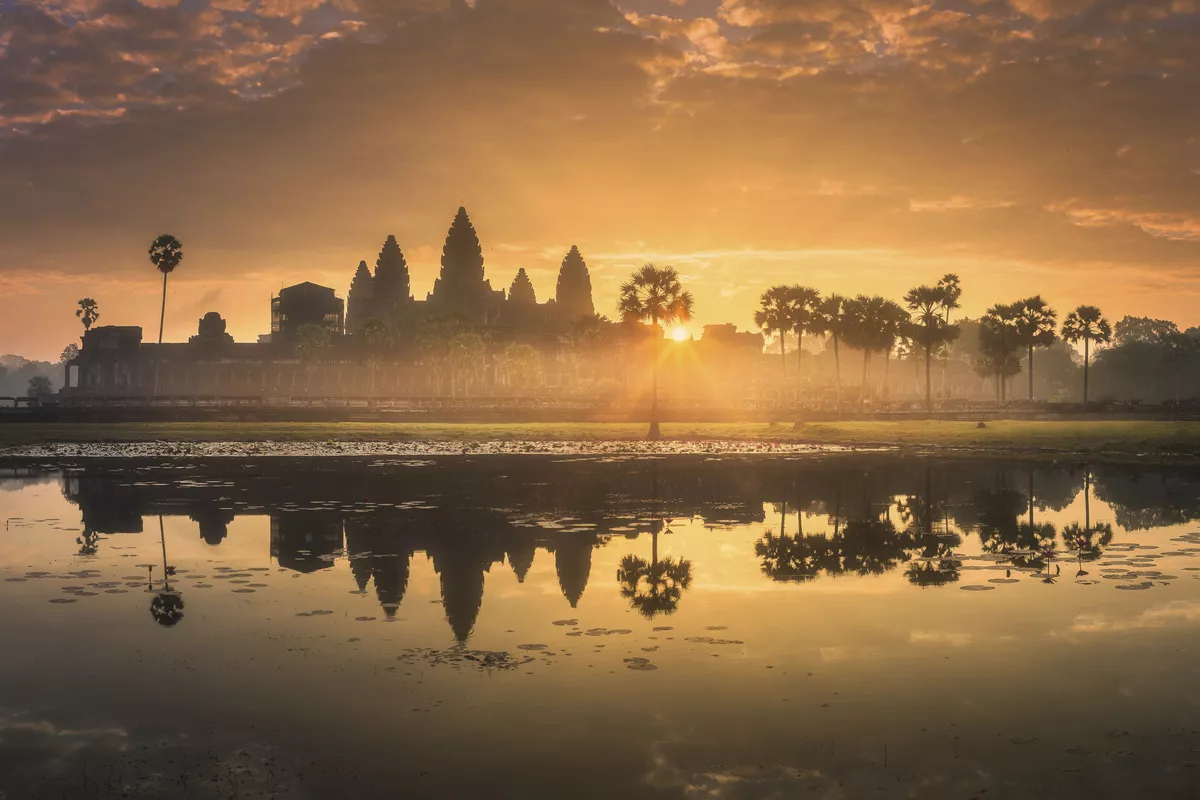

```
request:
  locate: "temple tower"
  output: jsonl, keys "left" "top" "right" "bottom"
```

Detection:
{"left": 555, "top": 245, "right": 595, "bottom": 321}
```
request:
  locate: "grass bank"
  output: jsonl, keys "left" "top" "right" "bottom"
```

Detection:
{"left": 2, "top": 420, "right": 1199, "bottom": 457}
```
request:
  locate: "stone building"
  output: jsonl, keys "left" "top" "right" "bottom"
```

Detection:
{"left": 62, "top": 206, "right": 769, "bottom": 403}
{"left": 270, "top": 282, "right": 345, "bottom": 342}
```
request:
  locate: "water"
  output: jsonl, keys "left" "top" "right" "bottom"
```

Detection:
{"left": 1, "top": 453, "right": 1199, "bottom": 799}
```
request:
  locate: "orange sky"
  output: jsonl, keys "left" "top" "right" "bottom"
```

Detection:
{"left": 3, "top": 0, "right": 1200, "bottom": 360}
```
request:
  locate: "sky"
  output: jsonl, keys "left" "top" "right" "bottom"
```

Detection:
{"left": 2, "top": 0, "right": 1200, "bottom": 360}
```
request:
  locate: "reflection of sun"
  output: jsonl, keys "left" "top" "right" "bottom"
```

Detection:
{"left": 672, "top": 327, "right": 689, "bottom": 342}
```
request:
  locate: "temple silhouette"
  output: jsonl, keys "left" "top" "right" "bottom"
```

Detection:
{"left": 62, "top": 206, "right": 764, "bottom": 402}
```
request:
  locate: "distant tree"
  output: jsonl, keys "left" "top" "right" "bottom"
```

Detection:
{"left": 76, "top": 298, "right": 100, "bottom": 333}
{"left": 812, "top": 294, "right": 851, "bottom": 415}
{"left": 295, "top": 323, "right": 331, "bottom": 394}
{"left": 877, "top": 299, "right": 908, "bottom": 398}
{"left": 1112, "top": 316, "right": 1179, "bottom": 347}
{"left": 754, "top": 286, "right": 793, "bottom": 395}
{"left": 26, "top": 375, "right": 53, "bottom": 398}
{"left": 1012, "top": 296, "right": 1058, "bottom": 400}
{"left": 148, "top": 234, "right": 184, "bottom": 394}
{"left": 1157, "top": 327, "right": 1199, "bottom": 403}
{"left": 501, "top": 342, "right": 541, "bottom": 389}
{"left": 357, "top": 317, "right": 393, "bottom": 395}
{"left": 447, "top": 331, "right": 486, "bottom": 397}
{"left": 787, "top": 285, "right": 822, "bottom": 396}
{"left": 904, "top": 285, "right": 960, "bottom": 410}
{"left": 843, "top": 295, "right": 897, "bottom": 409}
{"left": 415, "top": 317, "right": 463, "bottom": 395}
{"left": 1061, "top": 305, "right": 1112, "bottom": 403}
{"left": 59, "top": 343, "right": 80, "bottom": 364}
{"left": 937, "top": 274, "right": 962, "bottom": 325}
{"left": 617, "top": 264, "right": 694, "bottom": 439}
{"left": 977, "top": 304, "right": 1023, "bottom": 400}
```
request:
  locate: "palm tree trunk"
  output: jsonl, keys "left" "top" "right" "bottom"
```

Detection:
{"left": 1084, "top": 468, "right": 1091, "bottom": 529}
{"left": 924, "top": 343, "right": 932, "bottom": 411}
{"left": 159, "top": 515, "right": 170, "bottom": 593}
{"left": 649, "top": 316, "right": 661, "bottom": 439}
{"left": 796, "top": 332, "right": 803, "bottom": 401}
{"left": 833, "top": 336, "right": 842, "bottom": 418}
{"left": 1028, "top": 345, "right": 1035, "bottom": 400}
{"left": 780, "top": 333, "right": 787, "bottom": 404}
{"left": 1083, "top": 338, "right": 1090, "bottom": 403}
{"left": 860, "top": 349, "right": 869, "bottom": 411}
{"left": 883, "top": 350, "right": 890, "bottom": 399}
{"left": 153, "top": 271, "right": 168, "bottom": 395}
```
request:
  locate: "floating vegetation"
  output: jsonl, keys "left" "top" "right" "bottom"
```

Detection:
{"left": 395, "top": 647, "right": 535, "bottom": 671}
{"left": 959, "top": 585, "right": 996, "bottom": 591}
{"left": 685, "top": 636, "right": 744, "bottom": 645}
{"left": 624, "top": 657, "right": 658, "bottom": 671}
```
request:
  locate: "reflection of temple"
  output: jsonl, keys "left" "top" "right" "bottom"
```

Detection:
{"left": 62, "top": 207, "right": 767, "bottom": 403}
{"left": 58, "top": 455, "right": 1200, "bottom": 640}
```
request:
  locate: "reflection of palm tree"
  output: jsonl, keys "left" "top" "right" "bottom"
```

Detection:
{"left": 150, "top": 592, "right": 185, "bottom": 627}
{"left": 150, "top": 515, "right": 184, "bottom": 627}
{"left": 837, "top": 518, "right": 912, "bottom": 576}
{"left": 755, "top": 531, "right": 832, "bottom": 582}
{"left": 617, "top": 554, "right": 693, "bottom": 619}
{"left": 904, "top": 541, "right": 962, "bottom": 586}
{"left": 76, "top": 528, "right": 100, "bottom": 556}
{"left": 1062, "top": 468, "right": 1113, "bottom": 572}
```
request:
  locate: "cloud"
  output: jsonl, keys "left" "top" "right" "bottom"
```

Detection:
{"left": 3, "top": 0, "right": 1200, "bottom": 358}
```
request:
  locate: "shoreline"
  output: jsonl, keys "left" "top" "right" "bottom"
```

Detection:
{"left": 2, "top": 420, "right": 1200, "bottom": 463}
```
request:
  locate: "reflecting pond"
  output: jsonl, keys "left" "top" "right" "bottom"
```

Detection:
{"left": 2, "top": 454, "right": 1200, "bottom": 798}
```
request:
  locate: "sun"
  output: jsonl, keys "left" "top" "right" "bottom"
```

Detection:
{"left": 671, "top": 327, "right": 690, "bottom": 342}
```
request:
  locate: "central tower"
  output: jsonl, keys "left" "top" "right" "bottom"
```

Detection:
{"left": 429, "top": 206, "right": 499, "bottom": 322}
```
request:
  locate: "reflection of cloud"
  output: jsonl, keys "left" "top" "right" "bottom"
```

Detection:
{"left": 1055, "top": 600, "right": 1200, "bottom": 639}
{"left": 909, "top": 629, "right": 974, "bottom": 647}
{"left": 0, "top": 708, "right": 302, "bottom": 798}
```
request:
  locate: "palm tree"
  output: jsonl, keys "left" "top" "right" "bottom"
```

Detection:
{"left": 754, "top": 286, "right": 792, "bottom": 398}
{"left": 76, "top": 298, "right": 100, "bottom": 334}
{"left": 978, "top": 303, "right": 1023, "bottom": 400}
{"left": 904, "top": 285, "right": 960, "bottom": 410}
{"left": 617, "top": 264, "right": 694, "bottom": 439}
{"left": 877, "top": 299, "right": 907, "bottom": 399}
{"left": 812, "top": 294, "right": 849, "bottom": 416}
{"left": 843, "top": 295, "right": 894, "bottom": 410}
{"left": 1061, "top": 305, "right": 1112, "bottom": 403}
{"left": 357, "top": 318, "right": 393, "bottom": 396}
{"left": 937, "top": 274, "right": 962, "bottom": 325}
{"left": 787, "top": 285, "right": 822, "bottom": 398}
{"left": 148, "top": 234, "right": 183, "bottom": 394}
{"left": 1012, "top": 296, "right": 1058, "bottom": 401}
